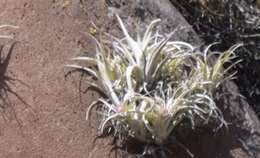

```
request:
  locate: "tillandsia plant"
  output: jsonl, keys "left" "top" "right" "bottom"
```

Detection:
{"left": 67, "top": 15, "right": 241, "bottom": 149}
{"left": 0, "top": 24, "right": 18, "bottom": 39}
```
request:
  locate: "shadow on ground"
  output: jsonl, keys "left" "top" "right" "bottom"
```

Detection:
{"left": 0, "top": 43, "right": 31, "bottom": 127}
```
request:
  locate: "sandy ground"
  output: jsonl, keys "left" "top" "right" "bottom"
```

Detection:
{"left": 0, "top": 0, "right": 116, "bottom": 157}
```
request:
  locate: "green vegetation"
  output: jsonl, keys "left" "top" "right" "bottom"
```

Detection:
{"left": 67, "top": 16, "right": 240, "bottom": 155}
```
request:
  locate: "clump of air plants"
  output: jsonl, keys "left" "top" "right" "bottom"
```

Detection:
{"left": 67, "top": 16, "right": 240, "bottom": 157}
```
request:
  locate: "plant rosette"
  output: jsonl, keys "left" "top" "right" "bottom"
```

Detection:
{"left": 66, "top": 15, "right": 241, "bottom": 146}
